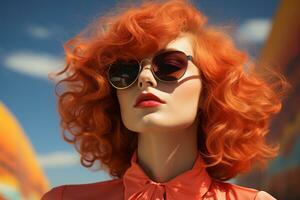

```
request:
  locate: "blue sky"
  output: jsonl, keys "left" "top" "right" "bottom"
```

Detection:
{"left": 0, "top": 0, "right": 280, "bottom": 187}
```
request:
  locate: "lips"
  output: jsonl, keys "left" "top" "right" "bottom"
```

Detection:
{"left": 134, "top": 93, "right": 165, "bottom": 107}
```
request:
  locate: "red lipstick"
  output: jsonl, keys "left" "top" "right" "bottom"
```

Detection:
{"left": 134, "top": 93, "right": 165, "bottom": 108}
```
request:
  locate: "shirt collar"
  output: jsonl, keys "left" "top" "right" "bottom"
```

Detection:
{"left": 123, "top": 149, "right": 212, "bottom": 200}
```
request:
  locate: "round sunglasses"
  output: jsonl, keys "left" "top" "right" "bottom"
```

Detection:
{"left": 106, "top": 49, "right": 193, "bottom": 89}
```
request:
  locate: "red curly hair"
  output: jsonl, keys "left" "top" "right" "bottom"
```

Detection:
{"left": 54, "top": 0, "right": 288, "bottom": 181}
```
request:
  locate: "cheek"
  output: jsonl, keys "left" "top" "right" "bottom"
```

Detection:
{"left": 171, "top": 80, "right": 202, "bottom": 114}
{"left": 116, "top": 89, "right": 136, "bottom": 129}
{"left": 116, "top": 90, "right": 129, "bottom": 114}
{"left": 116, "top": 90, "right": 124, "bottom": 107}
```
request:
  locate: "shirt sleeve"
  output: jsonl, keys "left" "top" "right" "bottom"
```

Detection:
{"left": 41, "top": 185, "right": 66, "bottom": 200}
{"left": 254, "top": 191, "right": 277, "bottom": 200}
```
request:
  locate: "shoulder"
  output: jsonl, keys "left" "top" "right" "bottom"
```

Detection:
{"left": 254, "top": 191, "right": 277, "bottom": 200}
{"left": 41, "top": 185, "right": 66, "bottom": 200}
{"left": 208, "top": 181, "right": 276, "bottom": 200}
{"left": 41, "top": 178, "right": 124, "bottom": 200}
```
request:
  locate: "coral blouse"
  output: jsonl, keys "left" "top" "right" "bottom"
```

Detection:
{"left": 41, "top": 150, "right": 276, "bottom": 200}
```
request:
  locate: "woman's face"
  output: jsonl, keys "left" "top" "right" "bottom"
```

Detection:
{"left": 116, "top": 33, "right": 202, "bottom": 134}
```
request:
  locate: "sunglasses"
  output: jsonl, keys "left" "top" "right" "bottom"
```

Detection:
{"left": 106, "top": 49, "right": 193, "bottom": 89}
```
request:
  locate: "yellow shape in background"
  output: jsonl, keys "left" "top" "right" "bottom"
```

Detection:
{"left": 0, "top": 101, "right": 49, "bottom": 199}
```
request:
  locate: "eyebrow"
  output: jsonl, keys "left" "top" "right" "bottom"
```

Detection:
{"left": 140, "top": 48, "right": 191, "bottom": 61}
{"left": 154, "top": 47, "right": 189, "bottom": 56}
{"left": 157, "top": 47, "right": 180, "bottom": 53}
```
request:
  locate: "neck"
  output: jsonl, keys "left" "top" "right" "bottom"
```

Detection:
{"left": 137, "top": 120, "right": 199, "bottom": 183}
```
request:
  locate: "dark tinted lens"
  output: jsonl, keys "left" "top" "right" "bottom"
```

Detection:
{"left": 108, "top": 60, "right": 140, "bottom": 88}
{"left": 152, "top": 51, "right": 188, "bottom": 81}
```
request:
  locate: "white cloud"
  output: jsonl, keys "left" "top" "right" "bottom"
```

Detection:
{"left": 27, "top": 25, "right": 52, "bottom": 39}
{"left": 3, "top": 51, "right": 64, "bottom": 80}
{"left": 235, "top": 19, "right": 272, "bottom": 44}
{"left": 38, "top": 151, "right": 79, "bottom": 169}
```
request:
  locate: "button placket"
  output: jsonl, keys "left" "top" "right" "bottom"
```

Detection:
{"left": 150, "top": 181, "right": 166, "bottom": 200}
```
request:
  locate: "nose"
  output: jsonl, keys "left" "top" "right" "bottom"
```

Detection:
{"left": 137, "top": 59, "right": 157, "bottom": 90}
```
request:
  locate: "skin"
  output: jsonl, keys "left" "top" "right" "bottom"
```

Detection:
{"left": 117, "top": 32, "right": 203, "bottom": 183}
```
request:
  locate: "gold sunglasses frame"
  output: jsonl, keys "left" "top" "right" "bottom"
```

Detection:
{"left": 106, "top": 49, "right": 193, "bottom": 90}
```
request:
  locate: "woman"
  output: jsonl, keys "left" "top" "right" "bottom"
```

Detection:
{"left": 42, "top": 0, "right": 287, "bottom": 199}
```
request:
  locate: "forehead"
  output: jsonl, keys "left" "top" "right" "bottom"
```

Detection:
{"left": 164, "top": 33, "right": 193, "bottom": 56}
